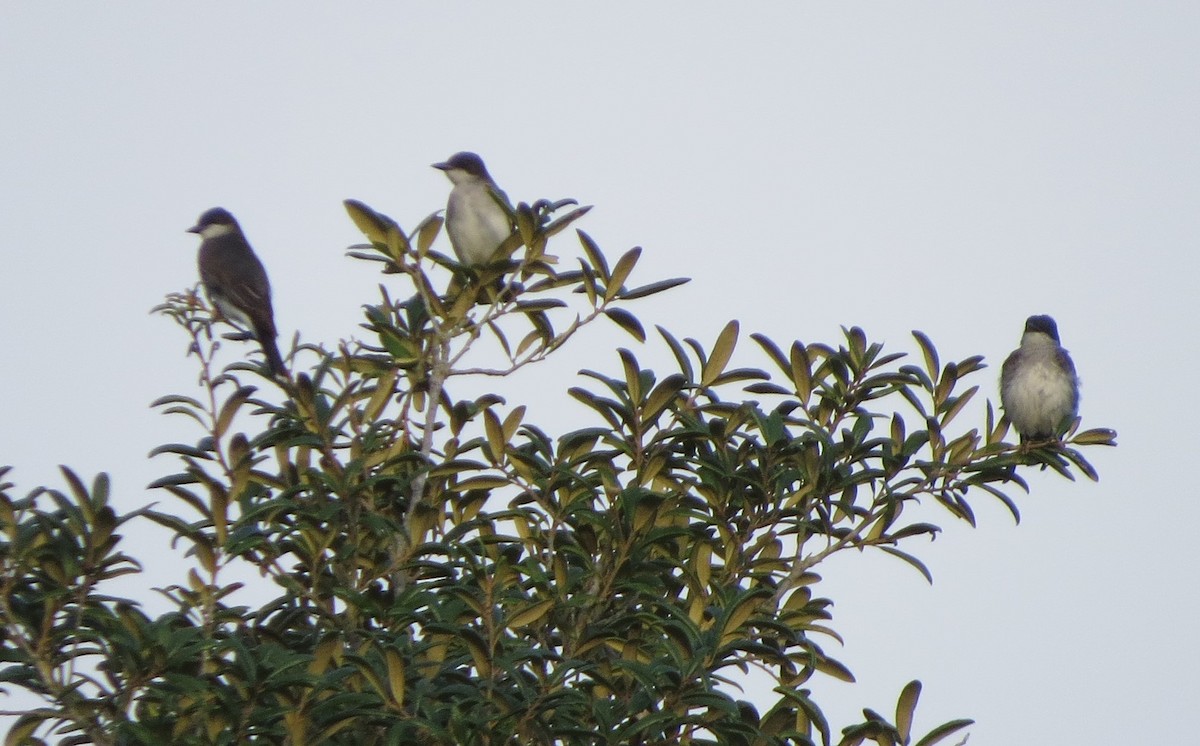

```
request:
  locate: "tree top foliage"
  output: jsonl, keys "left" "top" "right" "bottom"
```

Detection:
{"left": 0, "top": 192, "right": 1115, "bottom": 745}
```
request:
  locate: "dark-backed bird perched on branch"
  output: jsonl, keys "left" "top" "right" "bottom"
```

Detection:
{"left": 1000, "top": 314, "right": 1079, "bottom": 442}
{"left": 187, "top": 207, "right": 287, "bottom": 378}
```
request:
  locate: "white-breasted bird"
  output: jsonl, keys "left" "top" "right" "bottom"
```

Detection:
{"left": 432, "top": 151, "right": 513, "bottom": 266}
{"left": 1000, "top": 314, "right": 1079, "bottom": 441}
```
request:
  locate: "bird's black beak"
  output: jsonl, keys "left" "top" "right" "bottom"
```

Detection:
{"left": 432, "top": 161, "right": 450, "bottom": 171}
{"left": 186, "top": 224, "right": 202, "bottom": 234}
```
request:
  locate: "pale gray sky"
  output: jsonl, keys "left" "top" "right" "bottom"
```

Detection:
{"left": 1, "top": 4, "right": 1196, "bottom": 743}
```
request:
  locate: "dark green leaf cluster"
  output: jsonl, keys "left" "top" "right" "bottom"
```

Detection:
{"left": 0, "top": 199, "right": 1114, "bottom": 745}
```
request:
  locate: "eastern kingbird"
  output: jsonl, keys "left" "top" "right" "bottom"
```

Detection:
{"left": 187, "top": 207, "right": 287, "bottom": 378}
{"left": 432, "top": 151, "right": 513, "bottom": 266}
{"left": 1000, "top": 314, "right": 1079, "bottom": 442}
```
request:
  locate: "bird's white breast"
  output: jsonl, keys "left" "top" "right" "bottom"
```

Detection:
{"left": 446, "top": 182, "right": 511, "bottom": 264}
{"left": 1003, "top": 354, "right": 1077, "bottom": 435}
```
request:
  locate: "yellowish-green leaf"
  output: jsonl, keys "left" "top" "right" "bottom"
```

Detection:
{"left": 515, "top": 202, "right": 535, "bottom": 249}
{"left": 502, "top": 405, "right": 526, "bottom": 441}
{"left": 384, "top": 221, "right": 410, "bottom": 261}
{"left": 913, "top": 719, "right": 975, "bottom": 746}
{"left": 484, "top": 409, "right": 505, "bottom": 464}
{"left": 940, "top": 385, "right": 978, "bottom": 427}
{"left": 790, "top": 342, "right": 813, "bottom": 403}
{"left": 701, "top": 320, "right": 740, "bottom": 388}
{"left": 407, "top": 504, "right": 435, "bottom": 544}
{"left": 813, "top": 655, "right": 856, "bottom": 683}
{"left": 455, "top": 492, "right": 487, "bottom": 523}
{"left": 309, "top": 637, "right": 341, "bottom": 675}
{"left": 1071, "top": 427, "right": 1118, "bottom": 446}
{"left": 912, "top": 330, "right": 939, "bottom": 384}
{"left": 414, "top": 212, "right": 443, "bottom": 258}
{"left": 344, "top": 199, "right": 388, "bottom": 245}
{"left": 896, "top": 680, "right": 921, "bottom": 742}
{"left": 214, "top": 386, "right": 255, "bottom": 440}
{"left": 947, "top": 431, "right": 980, "bottom": 465}
{"left": 508, "top": 599, "right": 555, "bottom": 629}
{"left": 863, "top": 512, "right": 890, "bottom": 542}
{"left": 722, "top": 593, "right": 761, "bottom": 642}
{"left": 206, "top": 715, "right": 228, "bottom": 742}
{"left": 605, "top": 246, "right": 641, "bottom": 302}
{"left": 782, "top": 587, "right": 812, "bottom": 612}
{"left": 456, "top": 475, "right": 509, "bottom": 492}
{"left": 194, "top": 536, "right": 216, "bottom": 574}
{"left": 514, "top": 328, "right": 542, "bottom": 358}
{"left": 385, "top": 648, "right": 406, "bottom": 706}
{"left": 462, "top": 630, "right": 492, "bottom": 677}
{"left": 933, "top": 362, "right": 958, "bottom": 409}
{"left": 619, "top": 348, "right": 642, "bottom": 403}
{"left": 363, "top": 370, "right": 399, "bottom": 422}
{"left": 643, "top": 374, "right": 685, "bottom": 425}
{"left": 693, "top": 541, "right": 712, "bottom": 587}
{"left": 7, "top": 713, "right": 48, "bottom": 746}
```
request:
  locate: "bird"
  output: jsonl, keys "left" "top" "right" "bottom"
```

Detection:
{"left": 432, "top": 151, "right": 513, "bottom": 266}
{"left": 187, "top": 207, "right": 287, "bottom": 378}
{"left": 1000, "top": 314, "right": 1079, "bottom": 442}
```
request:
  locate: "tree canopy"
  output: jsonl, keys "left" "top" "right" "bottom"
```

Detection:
{"left": 0, "top": 194, "right": 1115, "bottom": 745}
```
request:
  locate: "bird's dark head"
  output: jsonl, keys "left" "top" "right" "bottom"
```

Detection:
{"left": 432, "top": 151, "right": 491, "bottom": 184}
{"left": 188, "top": 207, "right": 240, "bottom": 238}
{"left": 1023, "top": 314, "right": 1061, "bottom": 342}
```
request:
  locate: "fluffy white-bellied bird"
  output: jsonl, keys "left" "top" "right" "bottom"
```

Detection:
{"left": 1000, "top": 314, "right": 1079, "bottom": 441}
{"left": 432, "top": 151, "right": 513, "bottom": 265}
{"left": 187, "top": 207, "right": 287, "bottom": 378}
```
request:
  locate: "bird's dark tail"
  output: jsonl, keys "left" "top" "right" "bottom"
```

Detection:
{"left": 259, "top": 335, "right": 288, "bottom": 379}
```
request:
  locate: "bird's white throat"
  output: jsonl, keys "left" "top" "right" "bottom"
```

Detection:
{"left": 198, "top": 223, "right": 237, "bottom": 239}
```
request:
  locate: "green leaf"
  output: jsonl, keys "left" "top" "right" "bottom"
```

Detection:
{"left": 657, "top": 325, "right": 695, "bottom": 381}
{"left": 514, "top": 298, "right": 568, "bottom": 312}
{"left": 508, "top": 599, "right": 555, "bottom": 628}
{"left": 344, "top": 199, "right": 389, "bottom": 245}
{"left": 605, "top": 247, "right": 641, "bottom": 302}
{"left": 877, "top": 546, "right": 934, "bottom": 584}
{"left": 813, "top": 655, "right": 856, "bottom": 683}
{"left": 605, "top": 308, "right": 646, "bottom": 342}
{"left": 790, "top": 341, "right": 813, "bottom": 403}
{"left": 642, "top": 374, "right": 686, "bottom": 424}
{"left": 542, "top": 204, "right": 592, "bottom": 238}
{"left": 414, "top": 212, "right": 443, "bottom": 258}
{"left": 701, "top": 320, "right": 740, "bottom": 387}
{"left": 896, "top": 680, "right": 921, "bottom": 742}
{"left": 618, "top": 277, "right": 690, "bottom": 300}
{"left": 214, "top": 386, "right": 257, "bottom": 440}
{"left": 618, "top": 348, "right": 642, "bottom": 403}
{"left": 149, "top": 394, "right": 204, "bottom": 409}
{"left": 750, "top": 333, "right": 789, "bottom": 377}
{"left": 939, "top": 385, "right": 978, "bottom": 427}
{"left": 383, "top": 647, "right": 406, "bottom": 706}
{"left": 912, "top": 330, "right": 939, "bottom": 387}
{"left": 6, "top": 713, "right": 48, "bottom": 746}
{"left": 576, "top": 229, "right": 610, "bottom": 280}
{"left": 484, "top": 409, "right": 505, "bottom": 465}
{"left": 1071, "top": 428, "right": 1118, "bottom": 446}
{"left": 1061, "top": 448, "right": 1100, "bottom": 482}
{"left": 913, "top": 719, "right": 974, "bottom": 746}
